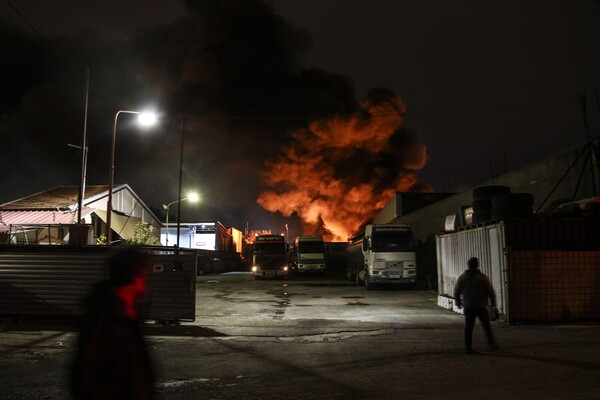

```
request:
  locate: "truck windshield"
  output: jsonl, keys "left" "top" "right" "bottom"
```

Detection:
{"left": 371, "top": 231, "right": 415, "bottom": 252}
{"left": 254, "top": 243, "right": 286, "bottom": 254}
{"left": 298, "top": 242, "right": 325, "bottom": 253}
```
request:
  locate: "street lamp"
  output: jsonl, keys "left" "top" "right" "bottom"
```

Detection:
{"left": 106, "top": 110, "right": 157, "bottom": 244}
{"left": 162, "top": 192, "right": 200, "bottom": 246}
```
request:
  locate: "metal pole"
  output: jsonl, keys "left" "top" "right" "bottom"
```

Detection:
{"left": 579, "top": 94, "right": 598, "bottom": 195}
{"left": 165, "top": 205, "right": 170, "bottom": 246}
{"left": 77, "top": 66, "right": 90, "bottom": 224}
{"left": 176, "top": 116, "right": 185, "bottom": 248}
{"left": 106, "top": 112, "right": 120, "bottom": 244}
{"left": 106, "top": 110, "right": 139, "bottom": 244}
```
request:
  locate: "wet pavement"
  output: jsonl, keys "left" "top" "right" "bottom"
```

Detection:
{"left": 1, "top": 271, "right": 600, "bottom": 399}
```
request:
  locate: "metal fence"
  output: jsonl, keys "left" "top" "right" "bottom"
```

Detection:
{"left": 0, "top": 245, "right": 197, "bottom": 321}
{"left": 507, "top": 249, "right": 600, "bottom": 322}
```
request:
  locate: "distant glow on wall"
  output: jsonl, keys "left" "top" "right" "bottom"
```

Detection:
{"left": 160, "top": 223, "right": 216, "bottom": 250}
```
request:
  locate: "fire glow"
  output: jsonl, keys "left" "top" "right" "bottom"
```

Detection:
{"left": 257, "top": 92, "right": 430, "bottom": 241}
{"left": 115, "top": 276, "right": 147, "bottom": 319}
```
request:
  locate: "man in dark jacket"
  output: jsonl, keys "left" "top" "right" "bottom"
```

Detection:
{"left": 72, "top": 248, "right": 156, "bottom": 399}
{"left": 454, "top": 257, "right": 498, "bottom": 354}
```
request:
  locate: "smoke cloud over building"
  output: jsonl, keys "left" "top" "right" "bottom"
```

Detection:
{"left": 1, "top": 0, "right": 429, "bottom": 236}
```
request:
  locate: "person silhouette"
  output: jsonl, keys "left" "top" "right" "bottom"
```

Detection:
{"left": 71, "top": 247, "right": 155, "bottom": 399}
{"left": 454, "top": 257, "right": 498, "bottom": 354}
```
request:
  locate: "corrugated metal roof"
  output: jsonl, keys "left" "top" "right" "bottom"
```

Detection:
{"left": 0, "top": 208, "right": 95, "bottom": 232}
{"left": 0, "top": 184, "right": 162, "bottom": 232}
{"left": 0, "top": 186, "right": 110, "bottom": 210}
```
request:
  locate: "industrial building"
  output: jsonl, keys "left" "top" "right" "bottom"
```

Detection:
{"left": 373, "top": 141, "right": 600, "bottom": 323}
{"left": 378, "top": 141, "right": 598, "bottom": 242}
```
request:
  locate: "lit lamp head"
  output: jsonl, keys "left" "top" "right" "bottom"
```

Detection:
{"left": 137, "top": 111, "right": 157, "bottom": 127}
{"left": 186, "top": 192, "right": 200, "bottom": 203}
{"left": 106, "top": 108, "right": 159, "bottom": 244}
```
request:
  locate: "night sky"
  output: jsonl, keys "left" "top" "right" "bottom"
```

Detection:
{"left": 1, "top": 0, "right": 599, "bottom": 239}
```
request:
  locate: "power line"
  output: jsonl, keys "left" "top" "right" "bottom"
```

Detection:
{"left": 4, "top": 0, "right": 86, "bottom": 66}
{"left": 5, "top": 0, "right": 92, "bottom": 224}
{"left": 406, "top": 96, "right": 580, "bottom": 117}
{"left": 168, "top": 96, "right": 581, "bottom": 121}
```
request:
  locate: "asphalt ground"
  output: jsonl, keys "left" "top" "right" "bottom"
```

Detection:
{"left": 1, "top": 271, "right": 599, "bottom": 399}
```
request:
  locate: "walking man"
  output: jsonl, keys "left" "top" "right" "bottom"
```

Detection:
{"left": 454, "top": 257, "right": 498, "bottom": 354}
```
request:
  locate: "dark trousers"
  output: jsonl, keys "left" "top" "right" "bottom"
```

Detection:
{"left": 464, "top": 307, "right": 495, "bottom": 350}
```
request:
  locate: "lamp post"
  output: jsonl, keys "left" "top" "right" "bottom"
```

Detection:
{"left": 106, "top": 110, "right": 157, "bottom": 244}
{"left": 176, "top": 116, "right": 185, "bottom": 248}
{"left": 162, "top": 192, "right": 199, "bottom": 247}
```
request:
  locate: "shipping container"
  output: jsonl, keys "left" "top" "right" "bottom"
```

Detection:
{"left": 436, "top": 219, "right": 600, "bottom": 323}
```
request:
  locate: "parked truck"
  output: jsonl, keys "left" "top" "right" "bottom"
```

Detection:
{"left": 346, "top": 224, "right": 417, "bottom": 289}
{"left": 291, "top": 235, "right": 327, "bottom": 274}
{"left": 251, "top": 234, "right": 289, "bottom": 279}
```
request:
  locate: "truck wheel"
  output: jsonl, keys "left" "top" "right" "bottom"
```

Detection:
{"left": 364, "top": 274, "right": 373, "bottom": 290}
{"left": 346, "top": 268, "right": 354, "bottom": 282}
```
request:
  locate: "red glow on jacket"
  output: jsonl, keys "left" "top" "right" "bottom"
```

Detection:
{"left": 115, "top": 276, "right": 147, "bottom": 319}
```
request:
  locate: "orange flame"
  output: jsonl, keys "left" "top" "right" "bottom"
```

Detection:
{"left": 257, "top": 93, "right": 429, "bottom": 241}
